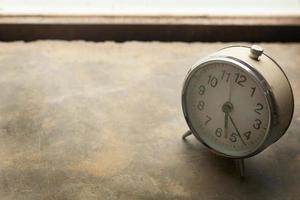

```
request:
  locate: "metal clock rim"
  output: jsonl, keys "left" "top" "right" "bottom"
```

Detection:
{"left": 220, "top": 45, "right": 294, "bottom": 143}
{"left": 181, "top": 56, "right": 275, "bottom": 159}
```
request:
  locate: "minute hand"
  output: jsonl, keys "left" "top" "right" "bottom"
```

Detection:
{"left": 228, "top": 115, "right": 246, "bottom": 145}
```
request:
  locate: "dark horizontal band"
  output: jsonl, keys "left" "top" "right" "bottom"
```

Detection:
{"left": 0, "top": 16, "right": 299, "bottom": 42}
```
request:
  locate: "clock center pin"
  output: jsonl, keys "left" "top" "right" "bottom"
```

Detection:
{"left": 222, "top": 102, "right": 233, "bottom": 113}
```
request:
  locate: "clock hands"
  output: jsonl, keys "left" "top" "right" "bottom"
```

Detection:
{"left": 224, "top": 113, "right": 229, "bottom": 138}
{"left": 228, "top": 115, "right": 246, "bottom": 145}
{"left": 222, "top": 102, "right": 233, "bottom": 139}
{"left": 222, "top": 80, "right": 246, "bottom": 145}
{"left": 223, "top": 74, "right": 232, "bottom": 138}
{"left": 228, "top": 71, "right": 232, "bottom": 102}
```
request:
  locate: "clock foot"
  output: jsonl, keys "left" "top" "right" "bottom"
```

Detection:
{"left": 182, "top": 130, "right": 192, "bottom": 140}
{"left": 235, "top": 159, "right": 245, "bottom": 178}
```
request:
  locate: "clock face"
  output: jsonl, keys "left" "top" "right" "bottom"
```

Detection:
{"left": 183, "top": 60, "right": 271, "bottom": 157}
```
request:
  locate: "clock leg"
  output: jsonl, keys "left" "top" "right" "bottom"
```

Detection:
{"left": 235, "top": 159, "right": 245, "bottom": 178}
{"left": 182, "top": 130, "right": 192, "bottom": 140}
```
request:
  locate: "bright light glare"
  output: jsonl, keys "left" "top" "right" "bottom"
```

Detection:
{"left": 0, "top": 0, "right": 299, "bottom": 16}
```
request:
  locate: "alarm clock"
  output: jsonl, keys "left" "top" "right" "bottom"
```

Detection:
{"left": 181, "top": 45, "right": 294, "bottom": 175}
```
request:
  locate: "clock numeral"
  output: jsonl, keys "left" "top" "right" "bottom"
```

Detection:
{"left": 197, "top": 100, "right": 205, "bottom": 111}
{"left": 244, "top": 131, "right": 251, "bottom": 140}
{"left": 229, "top": 132, "right": 237, "bottom": 142}
{"left": 253, "top": 119, "right": 262, "bottom": 130}
{"left": 207, "top": 75, "right": 218, "bottom": 88}
{"left": 234, "top": 73, "right": 247, "bottom": 87}
{"left": 198, "top": 85, "right": 206, "bottom": 95}
{"left": 254, "top": 103, "right": 264, "bottom": 115}
{"left": 215, "top": 128, "right": 223, "bottom": 137}
{"left": 204, "top": 115, "right": 212, "bottom": 125}
{"left": 221, "top": 70, "right": 231, "bottom": 82}
{"left": 251, "top": 87, "right": 256, "bottom": 97}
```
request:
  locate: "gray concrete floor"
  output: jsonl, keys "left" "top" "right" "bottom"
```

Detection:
{"left": 0, "top": 41, "right": 299, "bottom": 200}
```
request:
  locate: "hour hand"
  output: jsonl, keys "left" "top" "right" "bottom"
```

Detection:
{"left": 224, "top": 112, "right": 229, "bottom": 138}
{"left": 222, "top": 102, "right": 233, "bottom": 139}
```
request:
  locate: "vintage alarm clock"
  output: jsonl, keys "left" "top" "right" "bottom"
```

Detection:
{"left": 181, "top": 45, "right": 294, "bottom": 176}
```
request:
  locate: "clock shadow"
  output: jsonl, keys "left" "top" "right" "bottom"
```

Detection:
{"left": 182, "top": 138, "right": 239, "bottom": 175}
{"left": 181, "top": 136, "right": 294, "bottom": 199}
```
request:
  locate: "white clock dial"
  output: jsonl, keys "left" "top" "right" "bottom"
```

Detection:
{"left": 183, "top": 62, "right": 271, "bottom": 157}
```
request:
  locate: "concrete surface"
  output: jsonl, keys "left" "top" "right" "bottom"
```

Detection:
{"left": 0, "top": 41, "right": 299, "bottom": 200}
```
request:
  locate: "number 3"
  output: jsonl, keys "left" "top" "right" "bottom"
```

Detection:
{"left": 253, "top": 119, "right": 262, "bottom": 129}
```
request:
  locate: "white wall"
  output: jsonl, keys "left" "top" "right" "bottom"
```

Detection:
{"left": 0, "top": 0, "right": 299, "bottom": 16}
